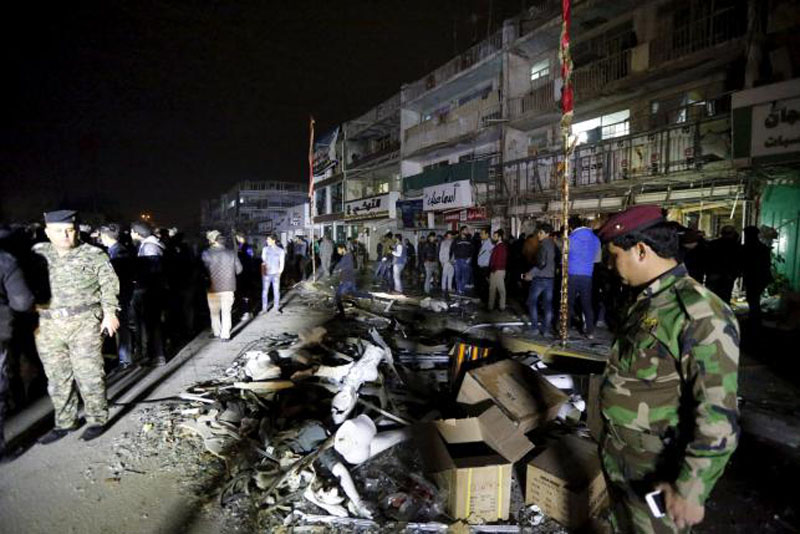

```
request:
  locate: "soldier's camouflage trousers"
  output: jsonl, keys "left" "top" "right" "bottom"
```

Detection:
{"left": 35, "top": 312, "right": 107, "bottom": 428}
{"left": 601, "top": 432, "right": 691, "bottom": 534}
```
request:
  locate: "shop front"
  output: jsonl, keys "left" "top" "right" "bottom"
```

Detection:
{"left": 343, "top": 191, "right": 401, "bottom": 260}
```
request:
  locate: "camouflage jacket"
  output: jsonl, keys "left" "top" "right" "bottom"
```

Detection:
{"left": 600, "top": 264, "right": 739, "bottom": 507}
{"left": 33, "top": 242, "right": 119, "bottom": 317}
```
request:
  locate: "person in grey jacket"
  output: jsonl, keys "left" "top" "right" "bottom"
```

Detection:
{"left": 0, "top": 230, "right": 35, "bottom": 459}
{"left": 319, "top": 236, "right": 334, "bottom": 278}
{"left": 524, "top": 223, "right": 556, "bottom": 337}
{"left": 201, "top": 231, "right": 242, "bottom": 341}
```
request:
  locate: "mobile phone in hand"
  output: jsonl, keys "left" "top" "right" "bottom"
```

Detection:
{"left": 645, "top": 490, "right": 666, "bottom": 518}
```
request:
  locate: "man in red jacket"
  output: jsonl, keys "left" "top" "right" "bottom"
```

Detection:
{"left": 488, "top": 229, "right": 508, "bottom": 311}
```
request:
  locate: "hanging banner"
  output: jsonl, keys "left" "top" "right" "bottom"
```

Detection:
{"left": 344, "top": 192, "right": 399, "bottom": 221}
{"left": 397, "top": 199, "right": 425, "bottom": 228}
{"left": 313, "top": 127, "right": 339, "bottom": 178}
{"left": 422, "top": 179, "right": 473, "bottom": 211}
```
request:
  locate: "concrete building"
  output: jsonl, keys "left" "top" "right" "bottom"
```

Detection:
{"left": 497, "top": 0, "right": 750, "bottom": 237}
{"left": 201, "top": 180, "right": 307, "bottom": 250}
{"left": 399, "top": 24, "right": 512, "bottom": 234}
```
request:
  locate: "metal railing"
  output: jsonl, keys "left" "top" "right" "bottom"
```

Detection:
{"left": 649, "top": 7, "right": 747, "bottom": 67}
{"left": 348, "top": 141, "right": 401, "bottom": 169}
{"left": 404, "top": 93, "right": 502, "bottom": 154}
{"left": 509, "top": 80, "right": 558, "bottom": 119}
{"left": 347, "top": 93, "right": 401, "bottom": 137}
{"left": 509, "top": 49, "right": 633, "bottom": 120}
{"left": 403, "top": 30, "right": 504, "bottom": 102}
{"left": 495, "top": 115, "right": 731, "bottom": 200}
{"left": 573, "top": 48, "right": 633, "bottom": 99}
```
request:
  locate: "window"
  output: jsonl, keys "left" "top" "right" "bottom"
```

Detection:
{"left": 572, "top": 109, "right": 630, "bottom": 145}
{"left": 530, "top": 59, "right": 550, "bottom": 82}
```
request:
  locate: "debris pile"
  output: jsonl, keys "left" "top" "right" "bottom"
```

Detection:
{"left": 122, "top": 285, "right": 610, "bottom": 532}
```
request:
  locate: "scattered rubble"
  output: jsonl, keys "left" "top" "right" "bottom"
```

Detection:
{"left": 101, "top": 281, "right": 615, "bottom": 532}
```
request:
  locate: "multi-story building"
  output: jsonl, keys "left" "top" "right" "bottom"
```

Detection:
{"left": 201, "top": 180, "right": 307, "bottom": 249}
{"left": 399, "top": 23, "right": 513, "bottom": 233}
{"left": 498, "top": 0, "right": 750, "bottom": 237}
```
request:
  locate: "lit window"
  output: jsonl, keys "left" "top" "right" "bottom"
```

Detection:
{"left": 572, "top": 109, "right": 630, "bottom": 144}
{"left": 530, "top": 59, "right": 550, "bottom": 82}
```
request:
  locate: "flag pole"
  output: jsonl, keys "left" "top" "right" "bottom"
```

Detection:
{"left": 308, "top": 115, "right": 316, "bottom": 282}
{"left": 558, "top": 0, "right": 574, "bottom": 346}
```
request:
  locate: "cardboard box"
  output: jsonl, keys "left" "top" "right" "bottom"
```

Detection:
{"left": 525, "top": 435, "right": 609, "bottom": 528}
{"left": 416, "top": 423, "right": 513, "bottom": 522}
{"left": 456, "top": 359, "right": 569, "bottom": 434}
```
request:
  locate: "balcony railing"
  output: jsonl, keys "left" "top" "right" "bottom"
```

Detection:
{"left": 348, "top": 141, "right": 401, "bottom": 169}
{"left": 509, "top": 80, "right": 559, "bottom": 120}
{"left": 573, "top": 48, "right": 633, "bottom": 99}
{"left": 496, "top": 115, "right": 731, "bottom": 200}
{"left": 650, "top": 7, "right": 746, "bottom": 67}
{"left": 348, "top": 93, "right": 401, "bottom": 137}
{"left": 509, "top": 49, "right": 633, "bottom": 121}
{"left": 404, "top": 30, "right": 503, "bottom": 103}
{"left": 404, "top": 93, "right": 501, "bottom": 154}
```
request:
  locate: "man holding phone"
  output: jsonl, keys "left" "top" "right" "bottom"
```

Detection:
{"left": 33, "top": 210, "right": 120, "bottom": 444}
{"left": 597, "top": 205, "right": 739, "bottom": 533}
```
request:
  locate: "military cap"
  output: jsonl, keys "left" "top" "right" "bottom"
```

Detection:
{"left": 598, "top": 204, "right": 664, "bottom": 242}
{"left": 43, "top": 210, "right": 77, "bottom": 224}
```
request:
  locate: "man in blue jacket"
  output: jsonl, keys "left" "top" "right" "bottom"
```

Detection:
{"left": 567, "top": 215, "right": 601, "bottom": 338}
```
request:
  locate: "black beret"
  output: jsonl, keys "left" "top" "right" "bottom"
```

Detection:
{"left": 43, "top": 210, "right": 77, "bottom": 224}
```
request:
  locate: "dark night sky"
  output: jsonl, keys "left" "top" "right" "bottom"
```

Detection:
{"left": 1, "top": 0, "right": 524, "bottom": 227}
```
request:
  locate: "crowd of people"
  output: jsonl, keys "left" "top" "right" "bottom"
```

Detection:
{"left": 0, "top": 206, "right": 775, "bottom": 460}
{"left": 367, "top": 215, "right": 775, "bottom": 340}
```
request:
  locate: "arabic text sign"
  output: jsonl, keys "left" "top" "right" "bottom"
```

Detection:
{"left": 752, "top": 98, "right": 800, "bottom": 158}
{"left": 344, "top": 192, "right": 398, "bottom": 220}
{"left": 443, "top": 207, "right": 487, "bottom": 223}
{"left": 422, "top": 179, "right": 473, "bottom": 212}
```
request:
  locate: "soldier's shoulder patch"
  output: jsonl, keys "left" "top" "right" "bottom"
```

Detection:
{"left": 675, "top": 277, "right": 718, "bottom": 321}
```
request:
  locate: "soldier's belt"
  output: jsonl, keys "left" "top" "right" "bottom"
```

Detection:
{"left": 39, "top": 303, "right": 100, "bottom": 319}
{"left": 607, "top": 424, "right": 665, "bottom": 454}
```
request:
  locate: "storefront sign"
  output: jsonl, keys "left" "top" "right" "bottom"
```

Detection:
{"left": 423, "top": 179, "right": 473, "bottom": 211}
{"left": 344, "top": 192, "right": 399, "bottom": 221}
{"left": 752, "top": 97, "right": 800, "bottom": 158}
{"left": 443, "top": 207, "right": 488, "bottom": 223}
{"left": 397, "top": 199, "right": 425, "bottom": 228}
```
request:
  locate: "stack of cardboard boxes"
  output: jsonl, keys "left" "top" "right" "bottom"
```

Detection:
{"left": 416, "top": 359, "right": 609, "bottom": 526}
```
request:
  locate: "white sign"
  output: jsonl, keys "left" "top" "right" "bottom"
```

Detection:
{"left": 423, "top": 179, "right": 473, "bottom": 211}
{"left": 751, "top": 97, "right": 800, "bottom": 158}
{"left": 344, "top": 192, "right": 399, "bottom": 220}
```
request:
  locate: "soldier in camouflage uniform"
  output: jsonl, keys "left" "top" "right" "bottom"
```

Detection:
{"left": 34, "top": 210, "right": 120, "bottom": 444}
{"left": 597, "top": 205, "right": 739, "bottom": 533}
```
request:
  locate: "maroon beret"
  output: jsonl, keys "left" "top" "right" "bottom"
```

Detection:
{"left": 598, "top": 205, "right": 664, "bottom": 242}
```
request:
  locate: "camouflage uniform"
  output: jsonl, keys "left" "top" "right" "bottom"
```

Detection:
{"left": 33, "top": 242, "right": 119, "bottom": 429}
{"left": 599, "top": 264, "right": 739, "bottom": 533}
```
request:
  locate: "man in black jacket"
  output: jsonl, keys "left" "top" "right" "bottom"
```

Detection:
{"left": 419, "top": 232, "right": 439, "bottom": 295}
{"left": 0, "top": 228, "right": 35, "bottom": 458}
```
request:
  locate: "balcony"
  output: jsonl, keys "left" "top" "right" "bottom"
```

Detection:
{"left": 403, "top": 30, "right": 503, "bottom": 103}
{"left": 509, "top": 49, "right": 633, "bottom": 121}
{"left": 497, "top": 115, "right": 731, "bottom": 200}
{"left": 348, "top": 141, "right": 401, "bottom": 170}
{"left": 650, "top": 7, "right": 747, "bottom": 68}
{"left": 404, "top": 92, "right": 501, "bottom": 156}
{"left": 347, "top": 93, "right": 401, "bottom": 138}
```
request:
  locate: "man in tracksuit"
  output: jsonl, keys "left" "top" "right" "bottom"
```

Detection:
{"left": 452, "top": 226, "right": 473, "bottom": 295}
{"left": 567, "top": 215, "right": 601, "bottom": 339}
{"left": 332, "top": 243, "right": 368, "bottom": 317}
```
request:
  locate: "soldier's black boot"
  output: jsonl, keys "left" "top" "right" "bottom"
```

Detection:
{"left": 79, "top": 425, "right": 105, "bottom": 442}
{"left": 38, "top": 427, "right": 73, "bottom": 445}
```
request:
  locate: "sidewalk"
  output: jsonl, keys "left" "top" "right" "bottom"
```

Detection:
{"left": 0, "top": 303, "right": 332, "bottom": 534}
